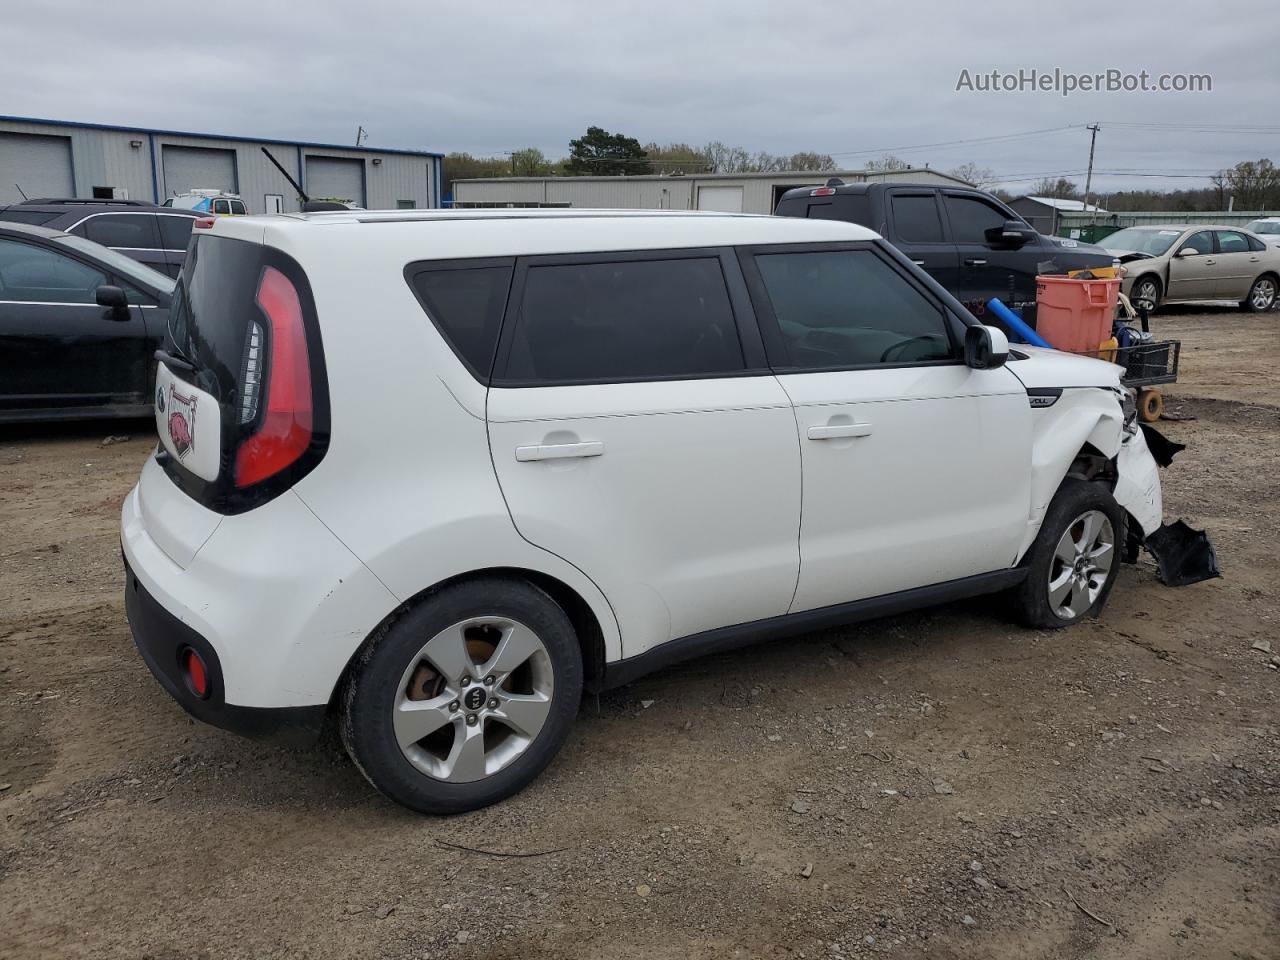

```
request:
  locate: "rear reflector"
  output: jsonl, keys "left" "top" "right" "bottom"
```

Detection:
{"left": 183, "top": 647, "right": 209, "bottom": 699}
{"left": 810, "top": 187, "right": 836, "bottom": 197}
{"left": 234, "top": 266, "right": 314, "bottom": 487}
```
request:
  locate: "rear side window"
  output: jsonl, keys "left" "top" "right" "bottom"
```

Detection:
{"left": 502, "top": 257, "right": 744, "bottom": 383}
{"left": 943, "top": 195, "right": 1009, "bottom": 243}
{"left": 78, "top": 214, "right": 160, "bottom": 249}
{"left": 158, "top": 215, "right": 195, "bottom": 251}
{"left": 407, "top": 262, "right": 514, "bottom": 379}
{"left": 754, "top": 249, "right": 953, "bottom": 369}
{"left": 891, "top": 194, "right": 944, "bottom": 242}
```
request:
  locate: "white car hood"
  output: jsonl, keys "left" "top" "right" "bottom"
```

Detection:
{"left": 1009, "top": 346, "right": 1123, "bottom": 390}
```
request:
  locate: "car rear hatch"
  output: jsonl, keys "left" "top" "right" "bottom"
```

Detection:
{"left": 144, "top": 225, "right": 329, "bottom": 564}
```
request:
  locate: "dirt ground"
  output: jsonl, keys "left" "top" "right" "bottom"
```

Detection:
{"left": 1, "top": 306, "right": 1277, "bottom": 960}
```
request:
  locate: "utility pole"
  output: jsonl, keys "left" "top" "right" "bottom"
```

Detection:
{"left": 1083, "top": 123, "right": 1100, "bottom": 224}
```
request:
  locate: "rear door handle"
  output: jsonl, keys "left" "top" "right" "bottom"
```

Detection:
{"left": 1249, "top": 256, "right": 1261, "bottom": 262}
{"left": 911, "top": 259, "right": 925, "bottom": 266}
{"left": 964, "top": 258, "right": 987, "bottom": 266}
{"left": 515, "top": 441, "right": 604, "bottom": 462}
{"left": 807, "top": 423, "right": 873, "bottom": 441}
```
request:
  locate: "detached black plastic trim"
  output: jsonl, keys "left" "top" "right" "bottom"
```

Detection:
{"left": 124, "top": 557, "right": 326, "bottom": 746}
{"left": 598, "top": 568, "right": 1025, "bottom": 691}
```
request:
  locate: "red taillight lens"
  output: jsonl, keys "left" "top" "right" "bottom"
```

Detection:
{"left": 234, "top": 266, "right": 313, "bottom": 487}
{"left": 194, "top": 216, "right": 216, "bottom": 229}
{"left": 810, "top": 186, "right": 836, "bottom": 197}
{"left": 183, "top": 648, "right": 209, "bottom": 699}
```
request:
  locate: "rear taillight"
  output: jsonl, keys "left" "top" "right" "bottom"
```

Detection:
{"left": 234, "top": 266, "right": 313, "bottom": 487}
{"left": 810, "top": 186, "right": 836, "bottom": 197}
{"left": 194, "top": 216, "right": 216, "bottom": 229}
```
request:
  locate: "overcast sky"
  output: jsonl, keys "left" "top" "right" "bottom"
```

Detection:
{"left": 4, "top": 0, "right": 1276, "bottom": 195}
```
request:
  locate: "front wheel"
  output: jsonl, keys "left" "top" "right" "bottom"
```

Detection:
{"left": 1130, "top": 276, "right": 1162, "bottom": 313}
{"left": 1241, "top": 275, "right": 1277, "bottom": 312}
{"left": 1010, "top": 479, "right": 1125, "bottom": 629}
{"left": 340, "top": 577, "right": 583, "bottom": 814}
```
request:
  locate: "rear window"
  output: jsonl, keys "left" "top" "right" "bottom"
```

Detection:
{"left": 776, "top": 194, "right": 872, "bottom": 227}
{"left": 406, "top": 262, "right": 514, "bottom": 380}
{"left": 501, "top": 256, "right": 744, "bottom": 383}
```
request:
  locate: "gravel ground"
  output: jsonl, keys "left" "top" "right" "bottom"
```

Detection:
{"left": 1, "top": 306, "right": 1277, "bottom": 960}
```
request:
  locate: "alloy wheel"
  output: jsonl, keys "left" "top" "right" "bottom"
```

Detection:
{"left": 393, "top": 617, "right": 554, "bottom": 782}
{"left": 1251, "top": 278, "right": 1276, "bottom": 310}
{"left": 1047, "top": 510, "right": 1115, "bottom": 620}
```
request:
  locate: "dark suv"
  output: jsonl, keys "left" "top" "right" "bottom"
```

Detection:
{"left": 0, "top": 199, "right": 199, "bottom": 278}
{"left": 775, "top": 181, "right": 1115, "bottom": 319}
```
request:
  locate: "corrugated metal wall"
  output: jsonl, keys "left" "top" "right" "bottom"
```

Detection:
{"left": 0, "top": 132, "right": 73, "bottom": 201}
{"left": 455, "top": 169, "right": 965, "bottom": 213}
{"left": 0, "top": 118, "right": 441, "bottom": 213}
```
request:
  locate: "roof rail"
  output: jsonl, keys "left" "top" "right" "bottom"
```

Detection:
{"left": 19, "top": 197, "right": 151, "bottom": 206}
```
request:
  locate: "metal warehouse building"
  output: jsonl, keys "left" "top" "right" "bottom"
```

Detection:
{"left": 452, "top": 167, "right": 971, "bottom": 214}
{"left": 0, "top": 115, "right": 443, "bottom": 213}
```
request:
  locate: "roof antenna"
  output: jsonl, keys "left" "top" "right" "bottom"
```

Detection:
{"left": 355, "top": 125, "right": 367, "bottom": 148}
{"left": 14, "top": 183, "right": 28, "bottom": 200}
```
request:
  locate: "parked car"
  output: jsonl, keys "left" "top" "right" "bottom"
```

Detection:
{"left": 0, "top": 221, "right": 174, "bottom": 422}
{"left": 774, "top": 181, "right": 1115, "bottom": 318}
{"left": 124, "top": 208, "right": 1180, "bottom": 814}
{"left": 1103, "top": 225, "right": 1280, "bottom": 312}
{"left": 162, "top": 190, "right": 247, "bottom": 216}
{"left": 1243, "top": 216, "right": 1280, "bottom": 238}
{"left": 0, "top": 198, "right": 199, "bottom": 278}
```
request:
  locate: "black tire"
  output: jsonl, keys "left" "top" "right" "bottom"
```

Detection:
{"left": 1240, "top": 274, "right": 1277, "bottom": 312}
{"left": 1129, "top": 275, "right": 1162, "bottom": 313}
{"left": 1009, "top": 479, "right": 1125, "bottom": 629}
{"left": 340, "top": 577, "right": 583, "bottom": 814}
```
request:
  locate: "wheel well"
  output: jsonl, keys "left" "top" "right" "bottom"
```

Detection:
{"left": 1255, "top": 270, "right": 1279, "bottom": 287}
{"left": 331, "top": 567, "right": 608, "bottom": 711}
{"left": 1065, "top": 442, "right": 1117, "bottom": 487}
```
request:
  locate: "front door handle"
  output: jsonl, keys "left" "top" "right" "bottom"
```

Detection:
{"left": 807, "top": 422, "right": 873, "bottom": 441}
{"left": 964, "top": 258, "right": 987, "bottom": 266}
{"left": 1204, "top": 258, "right": 1216, "bottom": 265}
{"left": 515, "top": 440, "right": 604, "bottom": 462}
{"left": 911, "top": 259, "right": 925, "bottom": 266}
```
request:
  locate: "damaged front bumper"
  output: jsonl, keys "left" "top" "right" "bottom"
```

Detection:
{"left": 1114, "top": 422, "right": 1221, "bottom": 587}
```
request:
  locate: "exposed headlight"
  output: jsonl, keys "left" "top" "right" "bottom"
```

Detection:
{"left": 1121, "top": 388, "right": 1138, "bottom": 435}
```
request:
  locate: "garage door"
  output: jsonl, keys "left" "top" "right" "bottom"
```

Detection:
{"left": 305, "top": 156, "right": 365, "bottom": 206}
{"left": 696, "top": 185, "right": 744, "bottom": 213}
{"left": 162, "top": 146, "right": 238, "bottom": 197}
{"left": 0, "top": 133, "right": 74, "bottom": 204}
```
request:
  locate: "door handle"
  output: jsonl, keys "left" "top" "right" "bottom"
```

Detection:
{"left": 1249, "top": 256, "right": 1260, "bottom": 262}
{"left": 964, "top": 258, "right": 987, "bottom": 266}
{"left": 1205, "top": 259, "right": 1216, "bottom": 265}
{"left": 911, "top": 259, "right": 925, "bottom": 266}
{"left": 807, "top": 422, "right": 873, "bottom": 441}
{"left": 515, "top": 440, "right": 604, "bottom": 462}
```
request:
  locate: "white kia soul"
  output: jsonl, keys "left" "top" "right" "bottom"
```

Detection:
{"left": 123, "top": 208, "right": 1175, "bottom": 813}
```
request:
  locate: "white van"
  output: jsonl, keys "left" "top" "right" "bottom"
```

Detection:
{"left": 123, "top": 208, "right": 1189, "bottom": 814}
{"left": 162, "top": 189, "right": 247, "bottom": 216}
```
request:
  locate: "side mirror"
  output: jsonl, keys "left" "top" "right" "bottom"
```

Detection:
{"left": 95, "top": 284, "right": 130, "bottom": 320}
{"left": 985, "top": 219, "right": 1032, "bottom": 247}
{"left": 964, "top": 324, "right": 1009, "bottom": 370}
{"left": 1175, "top": 247, "right": 1197, "bottom": 258}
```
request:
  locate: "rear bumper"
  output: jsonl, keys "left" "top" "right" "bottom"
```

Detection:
{"left": 124, "top": 555, "right": 327, "bottom": 746}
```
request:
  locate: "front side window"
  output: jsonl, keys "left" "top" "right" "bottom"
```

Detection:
{"left": 0, "top": 238, "right": 107, "bottom": 303}
{"left": 408, "top": 263, "right": 514, "bottom": 379}
{"left": 503, "top": 257, "right": 744, "bottom": 383}
{"left": 1178, "top": 231, "right": 1213, "bottom": 256}
{"left": 891, "top": 194, "right": 944, "bottom": 242}
{"left": 77, "top": 214, "right": 160, "bottom": 250}
{"left": 754, "top": 249, "right": 953, "bottom": 369}
{"left": 944, "top": 194, "right": 1011, "bottom": 243}
{"left": 229, "top": 200, "right": 247, "bottom": 215}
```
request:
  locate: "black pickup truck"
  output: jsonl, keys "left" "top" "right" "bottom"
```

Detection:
{"left": 775, "top": 181, "right": 1115, "bottom": 319}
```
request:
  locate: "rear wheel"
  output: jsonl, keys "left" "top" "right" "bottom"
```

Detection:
{"left": 1241, "top": 274, "right": 1277, "bottom": 312}
{"left": 1130, "top": 275, "right": 1162, "bottom": 313}
{"left": 1010, "top": 479, "right": 1124, "bottom": 629}
{"left": 340, "top": 577, "right": 582, "bottom": 814}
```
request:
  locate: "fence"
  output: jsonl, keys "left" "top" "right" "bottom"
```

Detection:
{"left": 1058, "top": 210, "right": 1276, "bottom": 242}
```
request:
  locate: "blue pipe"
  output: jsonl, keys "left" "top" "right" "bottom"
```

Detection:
{"left": 986, "top": 297, "right": 1053, "bottom": 349}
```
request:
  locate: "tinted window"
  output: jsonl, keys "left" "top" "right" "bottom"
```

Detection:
{"left": 229, "top": 200, "right": 247, "bottom": 215}
{"left": 803, "top": 195, "right": 871, "bottom": 225}
{"left": 0, "top": 238, "right": 108, "bottom": 303}
{"left": 944, "top": 194, "right": 1009, "bottom": 243}
{"left": 1179, "top": 231, "right": 1212, "bottom": 255}
{"left": 1216, "top": 230, "right": 1249, "bottom": 254}
{"left": 80, "top": 214, "right": 159, "bottom": 249}
{"left": 212, "top": 200, "right": 231, "bottom": 215}
{"left": 408, "top": 263, "right": 514, "bottom": 378}
{"left": 0, "top": 209, "right": 61, "bottom": 226}
{"left": 504, "top": 257, "right": 744, "bottom": 382}
{"left": 891, "top": 194, "right": 944, "bottom": 242}
{"left": 159, "top": 215, "right": 194, "bottom": 251}
{"left": 755, "top": 249, "right": 953, "bottom": 368}
{"left": 1247, "top": 234, "right": 1266, "bottom": 252}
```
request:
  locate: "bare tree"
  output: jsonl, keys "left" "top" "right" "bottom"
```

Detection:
{"left": 864, "top": 155, "right": 911, "bottom": 173}
{"left": 947, "top": 162, "right": 996, "bottom": 188}
{"left": 1223, "top": 159, "right": 1280, "bottom": 209}
{"left": 1031, "top": 177, "right": 1080, "bottom": 200}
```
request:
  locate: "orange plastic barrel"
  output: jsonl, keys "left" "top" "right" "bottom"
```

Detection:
{"left": 1035, "top": 276, "right": 1120, "bottom": 354}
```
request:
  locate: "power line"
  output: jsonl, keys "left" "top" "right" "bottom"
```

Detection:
{"left": 825, "top": 125, "right": 1080, "bottom": 159}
